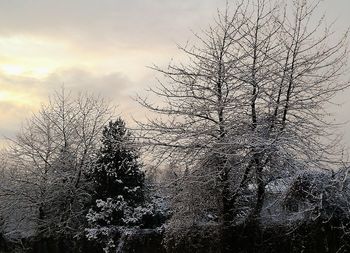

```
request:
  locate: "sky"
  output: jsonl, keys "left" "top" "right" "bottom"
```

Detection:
{"left": 0, "top": 0, "right": 349, "bottom": 147}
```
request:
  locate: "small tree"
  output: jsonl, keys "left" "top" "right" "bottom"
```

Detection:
{"left": 89, "top": 119, "right": 145, "bottom": 204}
{"left": 86, "top": 119, "right": 145, "bottom": 252}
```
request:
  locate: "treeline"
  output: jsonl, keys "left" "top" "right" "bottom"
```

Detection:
{"left": 0, "top": 91, "right": 168, "bottom": 252}
{"left": 1, "top": 0, "right": 350, "bottom": 252}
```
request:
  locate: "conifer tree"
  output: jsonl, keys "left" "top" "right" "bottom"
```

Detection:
{"left": 90, "top": 118, "right": 145, "bottom": 205}
{"left": 86, "top": 118, "right": 146, "bottom": 252}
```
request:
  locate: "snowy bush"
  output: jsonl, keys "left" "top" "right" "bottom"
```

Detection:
{"left": 86, "top": 196, "right": 168, "bottom": 252}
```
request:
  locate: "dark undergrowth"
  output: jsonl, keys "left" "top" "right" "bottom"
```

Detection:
{"left": 1, "top": 218, "right": 350, "bottom": 253}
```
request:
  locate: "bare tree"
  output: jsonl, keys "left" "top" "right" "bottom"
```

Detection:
{"left": 0, "top": 88, "right": 114, "bottom": 239}
{"left": 137, "top": 0, "right": 349, "bottom": 228}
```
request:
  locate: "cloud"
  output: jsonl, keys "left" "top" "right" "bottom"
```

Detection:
{"left": 0, "top": 101, "right": 34, "bottom": 140}
{"left": 45, "top": 68, "right": 130, "bottom": 94}
{"left": 42, "top": 68, "right": 154, "bottom": 123}
{"left": 0, "top": 0, "right": 228, "bottom": 52}
{"left": 0, "top": 67, "right": 149, "bottom": 137}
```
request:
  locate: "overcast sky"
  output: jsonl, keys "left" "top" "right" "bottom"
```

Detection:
{"left": 0, "top": 0, "right": 350, "bottom": 147}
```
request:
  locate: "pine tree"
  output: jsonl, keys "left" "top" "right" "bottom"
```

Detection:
{"left": 90, "top": 118, "right": 145, "bottom": 206}
{"left": 85, "top": 118, "right": 146, "bottom": 252}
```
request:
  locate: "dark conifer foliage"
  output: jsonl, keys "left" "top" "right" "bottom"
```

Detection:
{"left": 84, "top": 119, "right": 148, "bottom": 252}
{"left": 89, "top": 118, "right": 145, "bottom": 206}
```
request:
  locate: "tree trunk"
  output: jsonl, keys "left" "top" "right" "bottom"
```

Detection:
{"left": 250, "top": 154, "right": 265, "bottom": 220}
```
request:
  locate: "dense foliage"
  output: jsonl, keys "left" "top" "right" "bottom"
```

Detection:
{"left": 88, "top": 119, "right": 145, "bottom": 204}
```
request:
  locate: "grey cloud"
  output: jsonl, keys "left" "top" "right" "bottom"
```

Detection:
{"left": 0, "top": 0, "right": 227, "bottom": 51}
{"left": 0, "top": 0, "right": 347, "bottom": 58}
{"left": 0, "top": 68, "right": 134, "bottom": 99}
{"left": 0, "top": 68, "right": 146, "bottom": 138}
{"left": 0, "top": 74, "right": 40, "bottom": 91}
{"left": 45, "top": 68, "right": 131, "bottom": 95}
{"left": 43, "top": 68, "right": 149, "bottom": 121}
{"left": 0, "top": 101, "right": 34, "bottom": 139}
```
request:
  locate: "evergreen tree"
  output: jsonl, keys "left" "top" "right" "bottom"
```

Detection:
{"left": 90, "top": 118, "right": 145, "bottom": 206}
{"left": 85, "top": 118, "right": 146, "bottom": 252}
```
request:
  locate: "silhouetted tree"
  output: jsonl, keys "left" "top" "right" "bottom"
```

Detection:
{"left": 86, "top": 119, "right": 146, "bottom": 252}
{"left": 89, "top": 119, "right": 145, "bottom": 205}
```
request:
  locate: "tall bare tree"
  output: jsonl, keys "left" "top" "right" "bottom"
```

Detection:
{"left": 138, "top": 0, "right": 349, "bottom": 228}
